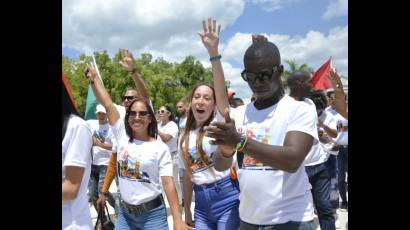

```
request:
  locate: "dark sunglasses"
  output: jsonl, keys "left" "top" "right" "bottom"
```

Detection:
{"left": 241, "top": 66, "right": 279, "bottom": 83}
{"left": 158, "top": 110, "right": 169, "bottom": 114}
{"left": 123, "top": 96, "right": 136, "bottom": 101}
{"left": 127, "top": 110, "right": 150, "bottom": 118}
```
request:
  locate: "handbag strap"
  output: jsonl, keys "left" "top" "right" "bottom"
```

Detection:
{"left": 104, "top": 204, "right": 112, "bottom": 222}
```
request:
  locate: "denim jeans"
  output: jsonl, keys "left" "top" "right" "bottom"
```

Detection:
{"left": 325, "top": 155, "right": 339, "bottom": 209}
{"left": 193, "top": 176, "right": 240, "bottom": 230}
{"left": 239, "top": 220, "right": 315, "bottom": 230}
{"left": 88, "top": 164, "right": 116, "bottom": 213}
{"left": 115, "top": 202, "right": 168, "bottom": 230}
{"left": 305, "top": 162, "right": 335, "bottom": 230}
{"left": 337, "top": 146, "right": 348, "bottom": 204}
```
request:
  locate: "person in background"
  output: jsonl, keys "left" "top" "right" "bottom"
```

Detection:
{"left": 62, "top": 73, "right": 93, "bottom": 229}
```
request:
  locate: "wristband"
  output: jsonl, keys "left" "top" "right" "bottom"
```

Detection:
{"left": 209, "top": 55, "right": 222, "bottom": 62}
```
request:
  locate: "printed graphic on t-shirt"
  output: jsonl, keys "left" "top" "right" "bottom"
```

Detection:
{"left": 117, "top": 149, "right": 151, "bottom": 183}
{"left": 336, "top": 120, "right": 348, "bottom": 132}
{"left": 186, "top": 141, "right": 215, "bottom": 173}
{"left": 93, "top": 129, "right": 108, "bottom": 142}
{"left": 237, "top": 127, "right": 276, "bottom": 170}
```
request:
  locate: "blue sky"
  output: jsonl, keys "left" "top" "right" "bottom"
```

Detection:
{"left": 63, "top": 0, "right": 348, "bottom": 101}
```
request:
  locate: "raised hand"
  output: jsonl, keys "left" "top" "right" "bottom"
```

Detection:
{"left": 119, "top": 49, "right": 136, "bottom": 72}
{"left": 329, "top": 68, "right": 343, "bottom": 90}
{"left": 198, "top": 17, "right": 221, "bottom": 56}
{"left": 85, "top": 64, "right": 98, "bottom": 82}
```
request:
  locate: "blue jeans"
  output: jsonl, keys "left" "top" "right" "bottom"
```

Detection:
{"left": 239, "top": 220, "right": 315, "bottom": 230}
{"left": 89, "top": 165, "right": 116, "bottom": 213}
{"left": 115, "top": 202, "right": 168, "bottom": 230}
{"left": 193, "top": 176, "right": 240, "bottom": 230}
{"left": 325, "top": 155, "right": 339, "bottom": 209}
{"left": 305, "top": 163, "right": 335, "bottom": 230}
{"left": 337, "top": 146, "right": 348, "bottom": 203}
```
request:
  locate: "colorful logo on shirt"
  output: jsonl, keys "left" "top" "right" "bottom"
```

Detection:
{"left": 237, "top": 127, "right": 275, "bottom": 170}
{"left": 186, "top": 140, "right": 215, "bottom": 173}
{"left": 118, "top": 149, "right": 151, "bottom": 183}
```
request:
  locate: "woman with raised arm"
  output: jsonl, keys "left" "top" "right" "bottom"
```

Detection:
{"left": 86, "top": 49, "right": 190, "bottom": 230}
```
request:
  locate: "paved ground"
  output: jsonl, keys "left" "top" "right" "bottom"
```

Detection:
{"left": 89, "top": 182, "right": 348, "bottom": 229}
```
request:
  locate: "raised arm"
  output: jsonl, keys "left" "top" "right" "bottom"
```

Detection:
{"left": 119, "top": 49, "right": 149, "bottom": 99}
{"left": 86, "top": 64, "right": 119, "bottom": 126}
{"left": 329, "top": 69, "right": 348, "bottom": 119}
{"left": 198, "top": 17, "right": 229, "bottom": 114}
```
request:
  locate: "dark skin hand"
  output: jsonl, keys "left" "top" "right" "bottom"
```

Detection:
{"left": 206, "top": 109, "right": 314, "bottom": 173}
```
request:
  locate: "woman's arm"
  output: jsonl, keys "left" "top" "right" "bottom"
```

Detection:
{"left": 198, "top": 18, "right": 230, "bottom": 115}
{"left": 329, "top": 69, "right": 348, "bottom": 119}
{"left": 183, "top": 172, "right": 194, "bottom": 227}
{"left": 119, "top": 49, "right": 149, "bottom": 99}
{"left": 86, "top": 65, "right": 119, "bottom": 126}
{"left": 62, "top": 166, "right": 85, "bottom": 200}
{"left": 162, "top": 176, "right": 193, "bottom": 230}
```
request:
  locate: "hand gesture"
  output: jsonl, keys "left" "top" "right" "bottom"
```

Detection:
{"left": 96, "top": 194, "right": 107, "bottom": 211}
{"left": 198, "top": 17, "right": 221, "bottom": 55}
{"left": 205, "top": 108, "right": 240, "bottom": 157}
{"left": 184, "top": 210, "right": 195, "bottom": 228}
{"left": 92, "top": 136, "right": 102, "bottom": 147}
{"left": 174, "top": 218, "right": 195, "bottom": 230}
{"left": 329, "top": 68, "right": 343, "bottom": 90}
{"left": 85, "top": 64, "right": 98, "bottom": 81}
{"left": 252, "top": 34, "right": 268, "bottom": 43}
{"left": 119, "top": 49, "right": 136, "bottom": 72}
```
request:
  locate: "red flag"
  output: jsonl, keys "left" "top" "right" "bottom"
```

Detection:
{"left": 62, "top": 72, "right": 79, "bottom": 113}
{"left": 311, "top": 58, "right": 333, "bottom": 90}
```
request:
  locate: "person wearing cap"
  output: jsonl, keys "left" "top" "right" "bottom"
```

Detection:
{"left": 86, "top": 104, "right": 117, "bottom": 216}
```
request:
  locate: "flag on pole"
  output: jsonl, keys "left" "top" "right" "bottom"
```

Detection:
{"left": 311, "top": 57, "right": 333, "bottom": 90}
{"left": 84, "top": 54, "right": 103, "bottom": 120}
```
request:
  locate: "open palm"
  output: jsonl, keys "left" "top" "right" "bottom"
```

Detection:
{"left": 198, "top": 17, "right": 221, "bottom": 53}
{"left": 119, "top": 49, "right": 135, "bottom": 72}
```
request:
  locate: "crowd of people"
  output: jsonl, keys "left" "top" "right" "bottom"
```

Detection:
{"left": 62, "top": 17, "right": 348, "bottom": 230}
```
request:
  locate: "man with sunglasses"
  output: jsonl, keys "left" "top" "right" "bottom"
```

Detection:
{"left": 208, "top": 34, "right": 318, "bottom": 229}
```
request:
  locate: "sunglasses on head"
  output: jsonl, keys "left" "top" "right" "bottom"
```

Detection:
{"left": 127, "top": 110, "right": 150, "bottom": 118}
{"left": 123, "top": 96, "right": 136, "bottom": 101}
{"left": 241, "top": 66, "right": 279, "bottom": 83}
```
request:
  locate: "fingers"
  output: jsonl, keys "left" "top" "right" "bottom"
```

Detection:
{"left": 212, "top": 19, "right": 216, "bottom": 33}
{"left": 205, "top": 132, "right": 227, "bottom": 140}
{"left": 209, "top": 139, "right": 229, "bottom": 145}
{"left": 202, "top": 20, "right": 207, "bottom": 33}
{"left": 208, "top": 17, "right": 212, "bottom": 33}
{"left": 217, "top": 24, "right": 221, "bottom": 36}
{"left": 223, "top": 108, "right": 231, "bottom": 123}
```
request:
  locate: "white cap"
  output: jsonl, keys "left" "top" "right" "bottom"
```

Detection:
{"left": 95, "top": 104, "right": 106, "bottom": 114}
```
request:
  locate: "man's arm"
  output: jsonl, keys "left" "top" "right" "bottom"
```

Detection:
{"left": 62, "top": 166, "right": 84, "bottom": 200}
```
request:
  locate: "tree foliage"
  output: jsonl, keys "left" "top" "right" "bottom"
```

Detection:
{"left": 62, "top": 50, "right": 212, "bottom": 116}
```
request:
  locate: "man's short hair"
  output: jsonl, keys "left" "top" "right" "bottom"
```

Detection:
{"left": 244, "top": 41, "right": 281, "bottom": 66}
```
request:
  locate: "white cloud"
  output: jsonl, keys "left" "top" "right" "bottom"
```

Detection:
{"left": 322, "top": 0, "right": 348, "bottom": 20}
{"left": 221, "top": 26, "right": 348, "bottom": 77}
{"left": 250, "top": 0, "right": 301, "bottom": 12}
{"left": 63, "top": 0, "right": 245, "bottom": 62}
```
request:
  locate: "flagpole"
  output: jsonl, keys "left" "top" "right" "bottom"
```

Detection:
{"left": 92, "top": 53, "right": 104, "bottom": 86}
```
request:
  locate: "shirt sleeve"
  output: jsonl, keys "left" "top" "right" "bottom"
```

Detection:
{"left": 287, "top": 102, "right": 319, "bottom": 140}
{"left": 64, "top": 122, "right": 93, "bottom": 168}
{"left": 157, "top": 142, "right": 173, "bottom": 177}
{"left": 110, "top": 118, "right": 126, "bottom": 144}
{"left": 165, "top": 122, "right": 179, "bottom": 138}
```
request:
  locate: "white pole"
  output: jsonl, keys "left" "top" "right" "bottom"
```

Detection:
{"left": 92, "top": 53, "right": 104, "bottom": 86}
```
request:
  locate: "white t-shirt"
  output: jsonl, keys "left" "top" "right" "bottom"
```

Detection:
{"left": 231, "top": 95, "right": 316, "bottom": 225}
{"left": 158, "top": 121, "right": 179, "bottom": 153}
{"left": 114, "top": 104, "right": 127, "bottom": 120}
{"left": 62, "top": 115, "right": 93, "bottom": 230}
{"left": 335, "top": 118, "right": 348, "bottom": 146}
{"left": 178, "top": 116, "right": 187, "bottom": 130}
{"left": 110, "top": 118, "right": 173, "bottom": 205}
{"left": 300, "top": 98, "right": 329, "bottom": 166}
{"left": 178, "top": 111, "right": 236, "bottom": 185}
{"left": 86, "top": 120, "right": 113, "bottom": 165}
